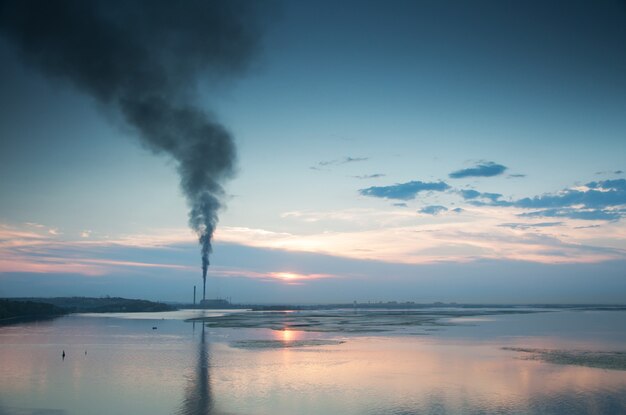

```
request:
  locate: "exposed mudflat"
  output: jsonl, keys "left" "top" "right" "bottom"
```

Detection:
{"left": 503, "top": 347, "right": 626, "bottom": 371}
{"left": 189, "top": 309, "right": 540, "bottom": 334}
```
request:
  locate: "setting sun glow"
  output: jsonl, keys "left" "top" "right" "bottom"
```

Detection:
{"left": 273, "top": 272, "right": 300, "bottom": 281}
{"left": 265, "top": 271, "right": 335, "bottom": 284}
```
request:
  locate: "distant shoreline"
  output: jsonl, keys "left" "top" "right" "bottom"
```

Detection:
{"left": 2, "top": 297, "right": 625, "bottom": 325}
{"left": 0, "top": 297, "right": 173, "bottom": 324}
{"left": 0, "top": 299, "right": 68, "bottom": 324}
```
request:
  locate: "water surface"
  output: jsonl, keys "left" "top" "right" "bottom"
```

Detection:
{"left": 1, "top": 308, "right": 625, "bottom": 414}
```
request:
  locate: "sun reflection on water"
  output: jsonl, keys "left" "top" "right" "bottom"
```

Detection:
{"left": 276, "top": 328, "right": 298, "bottom": 343}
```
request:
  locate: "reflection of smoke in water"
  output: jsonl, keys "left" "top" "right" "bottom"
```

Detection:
{"left": 179, "top": 325, "right": 213, "bottom": 415}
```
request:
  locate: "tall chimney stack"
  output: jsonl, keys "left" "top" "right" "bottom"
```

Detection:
{"left": 203, "top": 277, "right": 206, "bottom": 302}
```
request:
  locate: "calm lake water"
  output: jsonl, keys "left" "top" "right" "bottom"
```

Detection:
{"left": 1, "top": 308, "right": 625, "bottom": 415}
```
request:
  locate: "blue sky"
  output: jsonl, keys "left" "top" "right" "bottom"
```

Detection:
{"left": 1, "top": 0, "right": 625, "bottom": 303}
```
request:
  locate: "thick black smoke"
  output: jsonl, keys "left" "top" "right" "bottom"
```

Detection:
{"left": 0, "top": 0, "right": 266, "bottom": 284}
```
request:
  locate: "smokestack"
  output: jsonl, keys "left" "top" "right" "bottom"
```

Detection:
{"left": 193, "top": 285, "right": 196, "bottom": 306}
{"left": 0, "top": 0, "right": 268, "bottom": 287}
{"left": 203, "top": 272, "right": 207, "bottom": 302}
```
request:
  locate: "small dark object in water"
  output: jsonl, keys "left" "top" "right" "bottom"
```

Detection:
{"left": 152, "top": 326, "right": 157, "bottom": 330}
{"left": 62, "top": 350, "right": 65, "bottom": 359}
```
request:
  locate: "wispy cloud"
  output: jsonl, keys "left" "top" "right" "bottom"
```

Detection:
{"left": 280, "top": 208, "right": 417, "bottom": 229}
{"left": 24, "top": 222, "right": 46, "bottom": 229}
{"left": 449, "top": 161, "right": 507, "bottom": 179}
{"left": 312, "top": 156, "right": 368, "bottom": 170}
{"left": 519, "top": 208, "right": 623, "bottom": 221}
{"left": 0, "top": 242, "right": 191, "bottom": 276}
{"left": 595, "top": 170, "right": 623, "bottom": 175}
{"left": 359, "top": 180, "right": 450, "bottom": 201}
{"left": 0, "top": 224, "right": 195, "bottom": 276}
{"left": 419, "top": 205, "right": 448, "bottom": 215}
{"left": 352, "top": 173, "right": 386, "bottom": 179}
{"left": 499, "top": 222, "right": 563, "bottom": 230}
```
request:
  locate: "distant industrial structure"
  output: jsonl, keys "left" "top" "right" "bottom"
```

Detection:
{"left": 193, "top": 282, "right": 232, "bottom": 308}
{"left": 198, "top": 298, "right": 231, "bottom": 308}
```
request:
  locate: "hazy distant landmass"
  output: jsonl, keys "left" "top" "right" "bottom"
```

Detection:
{"left": 0, "top": 299, "right": 68, "bottom": 321}
{"left": 3, "top": 297, "right": 174, "bottom": 316}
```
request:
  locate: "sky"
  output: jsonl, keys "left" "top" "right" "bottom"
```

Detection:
{"left": 1, "top": 0, "right": 625, "bottom": 304}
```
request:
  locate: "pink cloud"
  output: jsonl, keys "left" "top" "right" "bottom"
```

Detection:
{"left": 0, "top": 223, "right": 194, "bottom": 276}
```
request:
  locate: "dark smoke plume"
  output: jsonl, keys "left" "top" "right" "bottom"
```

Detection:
{"left": 0, "top": 0, "right": 266, "bottom": 284}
